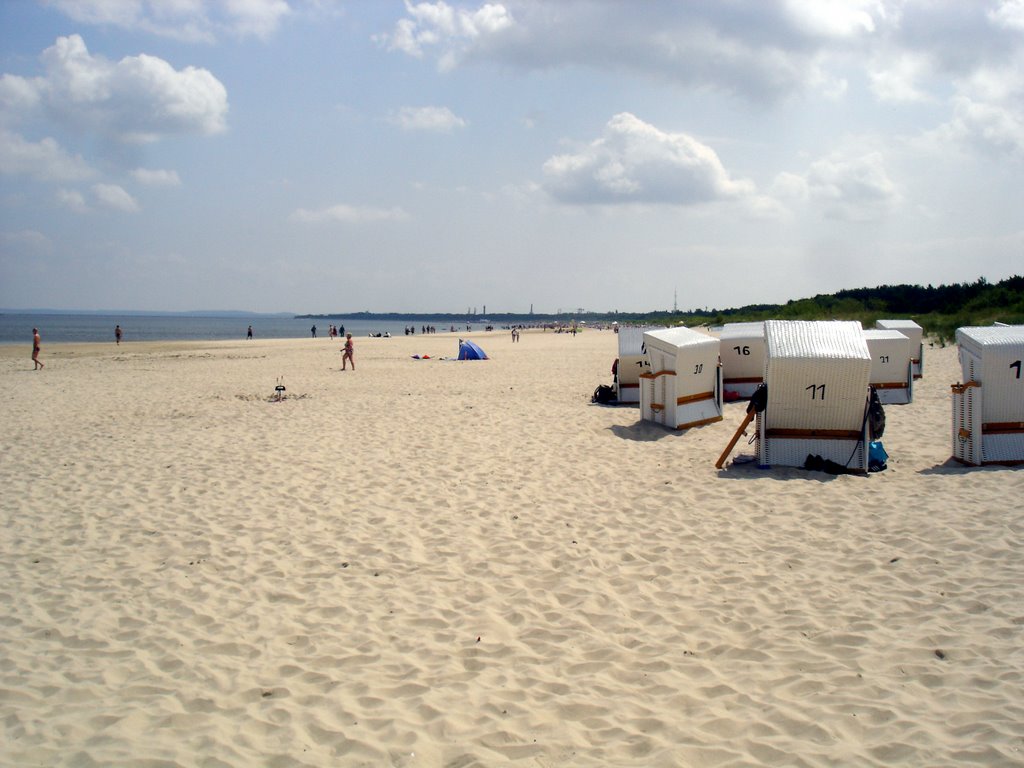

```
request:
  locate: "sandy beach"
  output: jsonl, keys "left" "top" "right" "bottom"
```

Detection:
{"left": 1, "top": 329, "right": 1022, "bottom": 767}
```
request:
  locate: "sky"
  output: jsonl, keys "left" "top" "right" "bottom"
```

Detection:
{"left": 1, "top": 1, "right": 1023, "bottom": 315}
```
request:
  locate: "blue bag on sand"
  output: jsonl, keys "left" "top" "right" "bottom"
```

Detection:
{"left": 869, "top": 440, "right": 888, "bottom": 472}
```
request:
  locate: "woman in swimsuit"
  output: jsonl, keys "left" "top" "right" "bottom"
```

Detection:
{"left": 32, "top": 328, "right": 43, "bottom": 369}
{"left": 341, "top": 333, "right": 354, "bottom": 370}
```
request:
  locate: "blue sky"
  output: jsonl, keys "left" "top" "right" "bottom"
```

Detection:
{"left": 1, "top": 1, "right": 1022, "bottom": 314}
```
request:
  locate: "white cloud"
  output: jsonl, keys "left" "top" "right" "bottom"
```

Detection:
{"left": 782, "top": 0, "right": 881, "bottom": 38}
{"left": 224, "top": 0, "right": 293, "bottom": 39}
{"left": 290, "top": 203, "right": 409, "bottom": 223}
{"left": 93, "top": 183, "right": 140, "bottom": 212}
{"left": 542, "top": 112, "right": 755, "bottom": 206}
{"left": 805, "top": 150, "right": 901, "bottom": 220}
{"left": 389, "top": 105, "right": 466, "bottom": 132}
{"left": 379, "top": 1, "right": 514, "bottom": 57}
{"left": 990, "top": 0, "right": 1024, "bottom": 31}
{"left": 0, "top": 73, "right": 42, "bottom": 121}
{"left": 379, "top": 1, "right": 886, "bottom": 102}
{"left": 44, "top": 0, "right": 292, "bottom": 42}
{"left": 0, "top": 35, "right": 228, "bottom": 145}
{"left": 45, "top": 35, "right": 227, "bottom": 142}
{"left": 941, "top": 60, "right": 1024, "bottom": 157}
{"left": 1, "top": 229, "right": 53, "bottom": 252}
{"left": 947, "top": 95, "right": 1024, "bottom": 157}
{"left": 56, "top": 188, "right": 89, "bottom": 213}
{"left": 770, "top": 171, "right": 810, "bottom": 201}
{"left": 868, "top": 52, "right": 934, "bottom": 103}
{"left": 0, "top": 130, "right": 94, "bottom": 181}
{"left": 131, "top": 168, "right": 182, "bottom": 186}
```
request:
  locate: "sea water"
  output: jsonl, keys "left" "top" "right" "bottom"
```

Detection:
{"left": 0, "top": 313, "right": 487, "bottom": 345}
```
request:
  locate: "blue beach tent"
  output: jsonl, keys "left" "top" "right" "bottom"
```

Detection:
{"left": 458, "top": 340, "right": 488, "bottom": 360}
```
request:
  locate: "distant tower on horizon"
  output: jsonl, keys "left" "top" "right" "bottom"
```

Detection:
{"left": 674, "top": 287, "right": 678, "bottom": 313}
{"left": 530, "top": 303, "right": 533, "bottom": 315}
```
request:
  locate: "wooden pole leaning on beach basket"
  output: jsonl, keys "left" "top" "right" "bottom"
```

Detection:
{"left": 715, "top": 384, "right": 767, "bottom": 469}
{"left": 716, "top": 411, "right": 755, "bottom": 469}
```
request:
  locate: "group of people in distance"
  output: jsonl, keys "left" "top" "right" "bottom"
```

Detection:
{"left": 29, "top": 322, "right": 355, "bottom": 372}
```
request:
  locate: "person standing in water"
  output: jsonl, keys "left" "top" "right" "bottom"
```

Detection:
{"left": 32, "top": 328, "right": 43, "bottom": 369}
{"left": 341, "top": 333, "right": 354, "bottom": 370}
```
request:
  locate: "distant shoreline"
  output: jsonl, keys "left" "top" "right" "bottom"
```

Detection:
{"left": 0, "top": 309, "right": 295, "bottom": 319}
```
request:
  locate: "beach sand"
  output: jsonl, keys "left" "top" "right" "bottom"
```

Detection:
{"left": 1, "top": 330, "right": 1022, "bottom": 767}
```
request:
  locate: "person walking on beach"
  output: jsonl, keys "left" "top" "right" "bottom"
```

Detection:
{"left": 341, "top": 333, "right": 354, "bottom": 370}
{"left": 311, "top": 325, "right": 317, "bottom": 338}
{"left": 247, "top": 324, "right": 253, "bottom": 340}
{"left": 115, "top": 324, "right": 122, "bottom": 345}
{"left": 32, "top": 328, "right": 43, "bottom": 369}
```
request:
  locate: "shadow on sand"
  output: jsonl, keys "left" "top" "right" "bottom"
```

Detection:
{"left": 715, "top": 455, "right": 870, "bottom": 482}
{"left": 918, "top": 457, "right": 1024, "bottom": 475}
{"left": 608, "top": 422, "right": 685, "bottom": 442}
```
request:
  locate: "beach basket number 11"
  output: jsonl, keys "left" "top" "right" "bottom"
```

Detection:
{"left": 806, "top": 384, "right": 826, "bottom": 400}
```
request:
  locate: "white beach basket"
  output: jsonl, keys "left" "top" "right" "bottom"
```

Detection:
{"left": 716, "top": 322, "right": 765, "bottom": 400}
{"left": 876, "top": 319, "right": 924, "bottom": 379}
{"left": 863, "top": 329, "right": 913, "bottom": 405}
{"left": 758, "top": 320, "right": 872, "bottom": 471}
{"left": 640, "top": 327, "right": 723, "bottom": 430}
{"left": 615, "top": 326, "right": 657, "bottom": 405}
{"left": 952, "top": 326, "right": 1024, "bottom": 466}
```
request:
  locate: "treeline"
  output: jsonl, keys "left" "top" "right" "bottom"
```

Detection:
{"left": 618, "top": 275, "right": 1024, "bottom": 343}
{"left": 300, "top": 276, "right": 1023, "bottom": 343}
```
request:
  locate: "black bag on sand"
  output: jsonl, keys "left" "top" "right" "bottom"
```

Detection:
{"left": 868, "top": 386, "right": 886, "bottom": 440}
{"left": 804, "top": 453, "right": 851, "bottom": 475}
{"left": 592, "top": 384, "right": 617, "bottom": 404}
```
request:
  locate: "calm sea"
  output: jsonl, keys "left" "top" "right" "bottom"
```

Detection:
{"left": 0, "top": 314, "right": 490, "bottom": 345}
